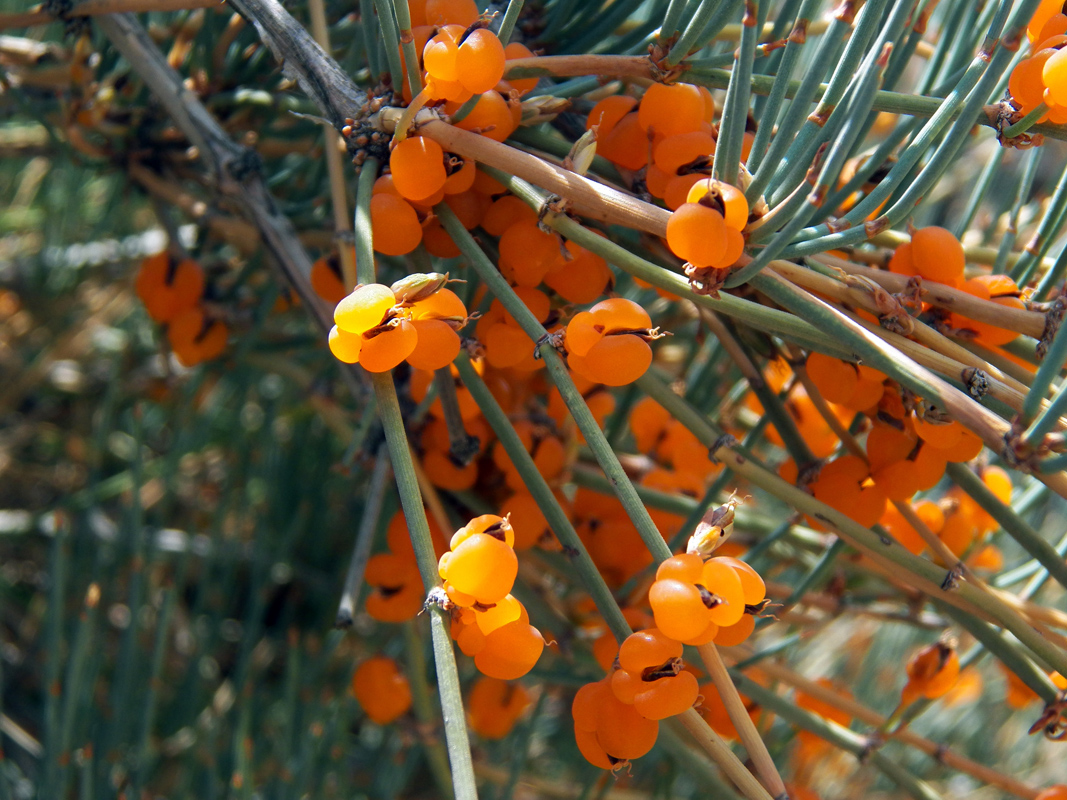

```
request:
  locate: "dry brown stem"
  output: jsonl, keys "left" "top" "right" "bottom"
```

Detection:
{"left": 0, "top": 0, "right": 220, "bottom": 31}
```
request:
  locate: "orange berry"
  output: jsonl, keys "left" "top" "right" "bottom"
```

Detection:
{"left": 1029, "top": 0, "right": 1066, "bottom": 42}
{"left": 501, "top": 490, "right": 555, "bottom": 549}
{"left": 1044, "top": 47, "right": 1067, "bottom": 105}
{"left": 137, "top": 254, "right": 205, "bottom": 323}
{"left": 1010, "top": 52, "right": 1054, "bottom": 113}
{"left": 594, "top": 693, "right": 660, "bottom": 760}
{"left": 911, "top": 226, "right": 964, "bottom": 285}
{"left": 311, "top": 255, "right": 348, "bottom": 304}
{"left": 632, "top": 669, "right": 699, "bottom": 720}
{"left": 456, "top": 29, "right": 506, "bottom": 94}
{"left": 468, "top": 676, "right": 530, "bottom": 739}
{"left": 686, "top": 178, "right": 749, "bottom": 231}
{"left": 568, "top": 334, "right": 652, "bottom": 386}
{"left": 452, "top": 514, "right": 515, "bottom": 549}
{"left": 483, "top": 322, "right": 534, "bottom": 369}
{"left": 440, "top": 532, "right": 517, "bottom": 605}
{"left": 443, "top": 189, "right": 489, "bottom": 230}
{"left": 932, "top": 427, "right": 984, "bottom": 463}
{"left": 482, "top": 195, "right": 538, "bottom": 236}
{"left": 499, "top": 220, "right": 563, "bottom": 286}
{"left": 806, "top": 353, "right": 858, "bottom": 405}
{"left": 701, "top": 559, "right": 746, "bottom": 627}
{"left": 422, "top": 220, "right": 462, "bottom": 258}
{"left": 475, "top": 618, "right": 544, "bottom": 679}
{"left": 453, "top": 91, "right": 518, "bottom": 142}
{"left": 1036, "top": 787, "right": 1067, "bottom": 800}
{"left": 328, "top": 325, "right": 363, "bottom": 363}
{"left": 714, "top": 614, "right": 755, "bottom": 647}
{"left": 630, "top": 396, "right": 671, "bottom": 453}
{"left": 666, "top": 203, "right": 728, "bottom": 267}
{"left": 390, "top": 136, "right": 447, "bottom": 202}
{"left": 598, "top": 112, "right": 648, "bottom": 170}
{"left": 503, "top": 42, "right": 538, "bottom": 95}
{"left": 423, "top": 28, "right": 460, "bottom": 82}
{"left": 424, "top": 0, "right": 478, "bottom": 26}
{"left": 351, "top": 657, "right": 412, "bottom": 724}
{"left": 663, "top": 173, "right": 706, "bottom": 211}
{"left": 650, "top": 579, "right": 714, "bottom": 641}
{"left": 359, "top": 318, "right": 418, "bottom": 372}
{"left": 902, "top": 641, "right": 960, "bottom": 703}
{"left": 716, "top": 556, "right": 766, "bottom": 605}
{"left": 867, "top": 422, "right": 918, "bottom": 473}
{"left": 888, "top": 241, "right": 915, "bottom": 277}
{"left": 652, "top": 131, "right": 716, "bottom": 174}
{"left": 406, "top": 318, "right": 461, "bottom": 370}
{"left": 334, "top": 283, "right": 396, "bottom": 334}
{"left": 638, "top": 82, "right": 705, "bottom": 137}
{"left": 443, "top": 159, "right": 479, "bottom": 195}
{"left": 543, "top": 241, "right": 612, "bottom": 304}
{"left": 586, "top": 95, "right": 638, "bottom": 138}
{"left": 370, "top": 193, "right": 423, "bottom": 255}
{"left": 364, "top": 553, "right": 423, "bottom": 622}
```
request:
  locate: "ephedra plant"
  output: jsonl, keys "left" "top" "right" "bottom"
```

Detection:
{"left": 3, "top": 0, "right": 1067, "bottom": 795}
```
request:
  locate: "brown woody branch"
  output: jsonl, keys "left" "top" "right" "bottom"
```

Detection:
{"left": 96, "top": 12, "right": 337, "bottom": 337}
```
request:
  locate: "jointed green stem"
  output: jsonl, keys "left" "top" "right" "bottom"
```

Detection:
{"left": 1003, "top": 102, "right": 1049, "bottom": 139}
{"left": 732, "top": 675, "right": 946, "bottom": 800}
{"left": 947, "top": 464, "right": 1067, "bottom": 592}
{"left": 453, "top": 353, "right": 632, "bottom": 642}
{"left": 358, "top": 170, "right": 476, "bottom": 800}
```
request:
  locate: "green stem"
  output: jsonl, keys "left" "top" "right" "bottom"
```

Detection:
{"left": 390, "top": 0, "right": 423, "bottom": 100}
{"left": 666, "top": 0, "right": 743, "bottom": 66}
{"left": 496, "top": 0, "right": 524, "bottom": 45}
{"left": 1003, "top": 102, "right": 1049, "bottom": 139}
{"left": 354, "top": 156, "right": 379, "bottom": 286}
{"left": 436, "top": 203, "right": 672, "bottom": 564}
{"left": 712, "top": 0, "right": 758, "bottom": 186}
{"left": 637, "top": 370, "right": 1067, "bottom": 678}
{"left": 934, "top": 601, "right": 1059, "bottom": 703}
{"left": 370, "top": 0, "right": 405, "bottom": 93}
{"left": 946, "top": 463, "right": 1067, "bottom": 592}
{"left": 360, "top": 173, "right": 476, "bottom": 800}
{"left": 731, "top": 675, "right": 946, "bottom": 800}
{"left": 1021, "top": 315, "right": 1067, "bottom": 429}
{"left": 336, "top": 446, "right": 390, "bottom": 627}
{"left": 403, "top": 620, "right": 457, "bottom": 800}
{"left": 453, "top": 353, "right": 632, "bottom": 642}
{"left": 371, "top": 372, "right": 478, "bottom": 800}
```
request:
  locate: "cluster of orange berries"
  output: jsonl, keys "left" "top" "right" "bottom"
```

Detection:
{"left": 588, "top": 83, "right": 740, "bottom": 199}
{"left": 780, "top": 356, "right": 1014, "bottom": 565}
{"left": 378, "top": 145, "right": 492, "bottom": 257}
{"left": 439, "top": 514, "right": 545, "bottom": 679}
{"left": 135, "top": 252, "right": 228, "bottom": 367}
{"left": 1007, "top": 0, "right": 1067, "bottom": 126}
{"left": 371, "top": 0, "right": 540, "bottom": 262}
{"left": 888, "top": 225, "right": 1026, "bottom": 348}
{"left": 327, "top": 276, "right": 468, "bottom": 372}
{"left": 649, "top": 553, "right": 766, "bottom": 648}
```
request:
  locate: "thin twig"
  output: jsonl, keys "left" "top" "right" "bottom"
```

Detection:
{"left": 335, "top": 446, "right": 391, "bottom": 628}
{"left": 696, "top": 643, "right": 787, "bottom": 799}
